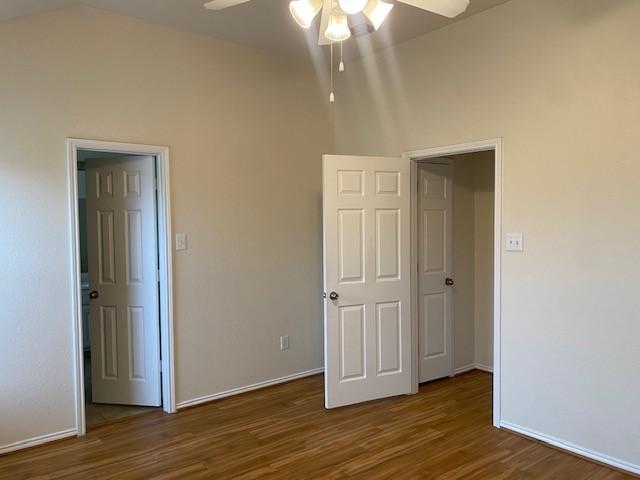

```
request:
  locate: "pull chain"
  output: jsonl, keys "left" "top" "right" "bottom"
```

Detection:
{"left": 329, "top": 42, "right": 335, "bottom": 103}
{"left": 339, "top": 41, "right": 345, "bottom": 72}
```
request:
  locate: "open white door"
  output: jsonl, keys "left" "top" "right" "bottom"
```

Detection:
{"left": 86, "top": 156, "right": 161, "bottom": 407}
{"left": 323, "top": 155, "right": 412, "bottom": 408}
{"left": 418, "top": 161, "right": 454, "bottom": 382}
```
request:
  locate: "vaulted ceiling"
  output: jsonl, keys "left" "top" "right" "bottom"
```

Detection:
{"left": 0, "top": 0, "right": 511, "bottom": 58}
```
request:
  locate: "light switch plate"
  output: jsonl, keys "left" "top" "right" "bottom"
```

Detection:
{"left": 280, "top": 335, "right": 290, "bottom": 351}
{"left": 175, "top": 233, "right": 187, "bottom": 251}
{"left": 506, "top": 233, "right": 524, "bottom": 252}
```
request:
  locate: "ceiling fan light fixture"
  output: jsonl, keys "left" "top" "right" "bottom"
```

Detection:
{"left": 338, "top": 0, "right": 368, "bottom": 15}
{"left": 363, "top": 0, "right": 393, "bottom": 30}
{"left": 400, "top": 0, "right": 469, "bottom": 18}
{"left": 289, "top": 0, "right": 323, "bottom": 28}
{"left": 325, "top": 9, "right": 351, "bottom": 42}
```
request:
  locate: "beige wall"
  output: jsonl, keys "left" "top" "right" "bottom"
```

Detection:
{"left": 451, "top": 157, "right": 475, "bottom": 369}
{"left": 0, "top": 6, "right": 332, "bottom": 449}
{"left": 473, "top": 154, "right": 494, "bottom": 370}
{"left": 451, "top": 152, "right": 494, "bottom": 372}
{"left": 334, "top": 0, "right": 640, "bottom": 468}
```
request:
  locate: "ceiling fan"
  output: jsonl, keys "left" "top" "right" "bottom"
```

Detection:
{"left": 204, "top": 0, "right": 469, "bottom": 44}
{"left": 204, "top": 0, "right": 470, "bottom": 101}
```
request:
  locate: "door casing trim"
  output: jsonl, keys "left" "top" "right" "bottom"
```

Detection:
{"left": 403, "top": 138, "right": 503, "bottom": 428}
{"left": 67, "top": 138, "right": 176, "bottom": 436}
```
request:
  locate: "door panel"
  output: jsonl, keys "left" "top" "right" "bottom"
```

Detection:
{"left": 100, "top": 306, "right": 118, "bottom": 379}
{"left": 423, "top": 210, "right": 446, "bottom": 272}
{"left": 376, "top": 209, "right": 400, "bottom": 280}
{"left": 423, "top": 293, "right": 446, "bottom": 357}
{"left": 124, "top": 210, "right": 143, "bottom": 284}
{"left": 86, "top": 156, "right": 161, "bottom": 407}
{"left": 418, "top": 162, "right": 454, "bottom": 383}
{"left": 127, "top": 306, "right": 146, "bottom": 380}
{"left": 338, "top": 209, "right": 365, "bottom": 283}
{"left": 339, "top": 305, "right": 366, "bottom": 380}
{"left": 324, "top": 155, "right": 411, "bottom": 408}
{"left": 97, "top": 211, "right": 116, "bottom": 284}
{"left": 376, "top": 301, "right": 401, "bottom": 374}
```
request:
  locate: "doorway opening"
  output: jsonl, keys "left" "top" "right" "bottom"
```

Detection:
{"left": 321, "top": 142, "right": 501, "bottom": 419}
{"left": 68, "top": 139, "right": 176, "bottom": 436}
{"left": 408, "top": 139, "right": 502, "bottom": 426}
{"left": 416, "top": 153, "right": 494, "bottom": 382}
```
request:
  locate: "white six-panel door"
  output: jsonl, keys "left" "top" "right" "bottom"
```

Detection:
{"left": 418, "top": 161, "right": 454, "bottom": 383}
{"left": 323, "top": 155, "right": 412, "bottom": 408}
{"left": 86, "top": 156, "right": 161, "bottom": 406}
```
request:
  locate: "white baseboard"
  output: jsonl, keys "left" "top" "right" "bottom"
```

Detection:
{"left": 453, "top": 363, "right": 494, "bottom": 375}
{"left": 453, "top": 364, "right": 476, "bottom": 375}
{"left": 501, "top": 421, "right": 640, "bottom": 476}
{"left": 177, "top": 367, "right": 324, "bottom": 410}
{"left": 0, "top": 428, "right": 76, "bottom": 456}
{"left": 475, "top": 363, "right": 493, "bottom": 373}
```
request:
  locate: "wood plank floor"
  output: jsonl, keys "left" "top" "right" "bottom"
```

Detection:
{"left": 0, "top": 371, "right": 633, "bottom": 479}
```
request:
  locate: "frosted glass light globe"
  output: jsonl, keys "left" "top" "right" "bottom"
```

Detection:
{"left": 338, "top": 0, "right": 368, "bottom": 15}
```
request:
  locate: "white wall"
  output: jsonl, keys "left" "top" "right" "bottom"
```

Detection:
{"left": 0, "top": 6, "right": 332, "bottom": 449}
{"left": 334, "top": 0, "right": 640, "bottom": 470}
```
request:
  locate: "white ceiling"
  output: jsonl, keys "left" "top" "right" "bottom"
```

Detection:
{"left": 0, "top": 0, "right": 511, "bottom": 58}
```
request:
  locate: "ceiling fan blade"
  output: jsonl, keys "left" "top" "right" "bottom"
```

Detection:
{"left": 204, "top": 0, "right": 252, "bottom": 11}
{"left": 397, "top": 0, "right": 469, "bottom": 17}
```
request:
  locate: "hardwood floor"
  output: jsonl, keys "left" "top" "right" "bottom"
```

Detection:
{"left": 0, "top": 371, "right": 633, "bottom": 479}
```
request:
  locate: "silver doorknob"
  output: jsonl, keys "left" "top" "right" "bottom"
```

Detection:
{"left": 89, "top": 290, "right": 99, "bottom": 300}
{"left": 445, "top": 278, "right": 454, "bottom": 286}
{"left": 329, "top": 291, "right": 339, "bottom": 301}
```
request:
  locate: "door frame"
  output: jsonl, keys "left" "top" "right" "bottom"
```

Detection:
{"left": 404, "top": 138, "right": 503, "bottom": 427}
{"left": 67, "top": 138, "right": 176, "bottom": 436}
